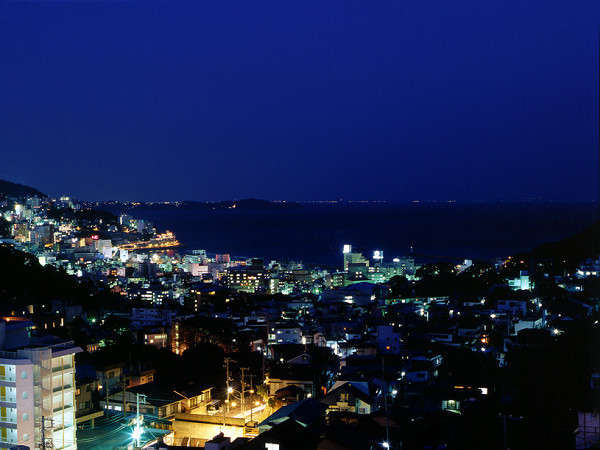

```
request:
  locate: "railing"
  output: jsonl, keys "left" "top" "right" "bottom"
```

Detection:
{"left": 53, "top": 404, "right": 74, "bottom": 413}
{"left": 0, "top": 375, "right": 16, "bottom": 382}
{"left": 0, "top": 415, "right": 17, "bottom": 423}
{"left": 52, "top": 365, "right": 73, "bottom": 373}
{"left": 53, "top": 384, "right": 73, "bottom": 393}
{"left": 0, "top": 396, "right": 17, "bottom": 403}
{"left": 53, "top": 423, "right": 74, "bottom": 432}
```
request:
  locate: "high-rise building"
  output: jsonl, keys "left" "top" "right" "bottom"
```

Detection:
{"left": 215, "top": 254, "right": 230, "bottom": 264}
{"left": 0, "top": 318, "right": 81, "bottom": 449}
{"left": 342, "top": 245, "right": 369, "bottom": 272}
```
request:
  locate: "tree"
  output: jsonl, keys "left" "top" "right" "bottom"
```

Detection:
{"left": 389, "top": 275, "right": 410, "bottom": 297}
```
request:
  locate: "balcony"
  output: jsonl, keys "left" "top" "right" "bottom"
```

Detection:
{"left": 53, "top": 423, "right": 74, "bottom": 433}
{"left": 52, "top": 365, "right": 73, "bottom": 374}
{"left": 0, "top": 375, "right": 16, "bottom": 383}
{"left": 53, "top": 384, "right": 73, "bottom": 393}
{"left": 0, "top": 396, "right": 17, "bottom": 404}
{"left": 53, "top": 404, "right": 74, "bottom": 414}
{"left": 0, "top": 415, "right": 17, "bottom": 424}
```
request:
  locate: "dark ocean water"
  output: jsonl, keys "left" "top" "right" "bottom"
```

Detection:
{"left": 107, "top": 203, "right": 598, "bottom": 267}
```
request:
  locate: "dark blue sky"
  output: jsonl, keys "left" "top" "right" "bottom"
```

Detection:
{"left": 0, "top": 1, "right": 598, "bottom": 201}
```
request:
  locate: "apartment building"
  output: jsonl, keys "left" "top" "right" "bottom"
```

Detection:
{"left": 0, "top": 318, "right": 81, "bottom": 449}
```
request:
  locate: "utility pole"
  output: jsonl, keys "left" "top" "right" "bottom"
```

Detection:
{"left": 134, "top": 393, "right": 146, "bottom": 448}
{"left": 241, "top": 367, "right": 249, "bottom": 422}
{"left": 502, "top": 413, "right": 507, "bottom": 450}
{"left": 136, "top": 393, "right": 140, "bottom": 447}
{"left": 122, "top": 376, "right": 127, "bottom": 418}
{"left": 224, "top": 357, "right": 233, "bottom": 414}
{"left": 249, "top": 373, "right": 255, "bottom": 423}
{"left": 382, "top": 357, "right": 390, "bottom": 449}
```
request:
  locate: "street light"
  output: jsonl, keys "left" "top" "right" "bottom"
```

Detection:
{"left": 381, "top": 442, "right": 390, "bottom": 449}
{"left": 132, "top": 425, "right": 142, "bottom": 445}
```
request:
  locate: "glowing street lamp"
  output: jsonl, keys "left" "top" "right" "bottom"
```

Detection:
{"left": 132, "top": 425, "right": 142, "bottom": 447}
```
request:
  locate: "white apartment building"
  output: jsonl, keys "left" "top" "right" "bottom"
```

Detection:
{"left": 0, "top": 319, "right": 81, "bottom": 449}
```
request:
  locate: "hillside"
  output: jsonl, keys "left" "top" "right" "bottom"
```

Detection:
{"left": 0, "top": 179, "right": 45, "bottom": 198}
{"left": 530, "top": 218, "right": 600, "bottom": 263}
{"left": 0, "top": 244, "right": 120, "bottom": 312}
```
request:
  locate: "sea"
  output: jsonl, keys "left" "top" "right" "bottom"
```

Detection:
{"left": 104, "top": 203, "right": 598, "bottom": 268}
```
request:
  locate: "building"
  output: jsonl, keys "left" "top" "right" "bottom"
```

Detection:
{"left": 376, "top": 325, "right": 401, "bottom": 355}
{"left": 342, "top": 246, "right": 369, "bottom": 272}
{"left": 321, "top": 381, "right": 373, "bottom": 415}
{"left": 0, "top": 318, "right": 82, "bottom": 449}
{"left": 265, "top": 367, "right": 314, "bottom": 397}
{"left": 268, "top": 323, "right": 303, "bottom": 346}
{"left": 75, "top": 377, "right": 99, "bottom": 418}
{"left": 225, "top": 263, "right": 267, "bottom": 293}
{"left": 103, "top": 383, "right": 212, "bottom": 418}
{"left": 508, "top": 271, "right": 533, "bottom": 291}
{"left": 143, "top": 331, "right": 169, "bottom": 349}
{"left": 215, "top": 254, "right": 230, "bottom": 264}
{"left": 131, "top": 308, "right": 176, "bottom": 329}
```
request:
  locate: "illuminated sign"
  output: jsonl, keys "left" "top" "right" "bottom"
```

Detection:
{"left": 373, "top": 250, "right": 383, "bottom": 260}
{"left": 343, "top": 244, "right": 351, "bottom": 254}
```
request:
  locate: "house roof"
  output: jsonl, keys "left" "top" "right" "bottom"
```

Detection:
{"left": 258, "top": 399, "right": 325, "bottom": 429}
{"left": 323, "top": 381, "right": 372, "bottom": 405}
{"left": 127, "top": 382, "right": 212, "bottom": 406}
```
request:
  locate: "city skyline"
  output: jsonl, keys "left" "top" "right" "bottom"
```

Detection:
{"left": 0, "top": 1, "right": 599, "bottom": 448}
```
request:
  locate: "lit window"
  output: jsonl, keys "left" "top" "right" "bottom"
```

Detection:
{"left": 22, "top": 413, "right": 28, "bottom": 421}
{"left": 21, "top": 371, "right": 27, "bottom": 380}
{"left": 22, "top": 391, "right": 28, "bottom": 400}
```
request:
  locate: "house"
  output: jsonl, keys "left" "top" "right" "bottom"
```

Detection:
{"left": 266, "top": 366, "right": 314, "bottom": 397}
{"left": 274, "top": 385, "right": 307, "bottom": 406}
{"left": 321, "top": 381, "right": 373, "bottom": 415}
{"left": 426, "top": 331, "right": 454, "bottom": 344}
{"left": 404, "top": 358, "right": 433, "bottom": 384}
{"left": 376, "top": 325, "right": 401, "bottom": 355}
{"left": 75, "top": 377, "right": 100, "bottom": 417}
{"left": 513, "top": 315, "right": 545, "bottom": 335}
{"left": 268, "top": 323, "right": 303, "bottom": 345}
{"left": 257, "top": 399, "right": 325, "bottom": 434}
{"left": 244, "top": 417, "right": 319, "bottom": 449}
{"left": 288, "top": 352, "right": 312, "bottom": 366}
{"left": 496, "top": 299, "right": 527, "bottom": 316}
{"left": 102, "top": 383, "right": 213, "bottom": 417}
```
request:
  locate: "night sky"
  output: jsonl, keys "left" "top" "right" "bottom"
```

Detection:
{"left": 0, "top": 1, "right": 598, "bottom": 202}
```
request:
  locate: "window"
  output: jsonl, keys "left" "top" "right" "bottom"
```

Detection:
{"left": 23, "top": 433, "right": 29, "bottom": 441}
{"left": 22, "top": 392, "right": 28, "bottom": 400}
{"left": 22, "top": 413, "right": 28, "bottom": 421}
{"left": 20, "top": 371, "right": 27, "bottom": 380}
{"left": 340, "top": 393, "right": 349, "bottom": 402}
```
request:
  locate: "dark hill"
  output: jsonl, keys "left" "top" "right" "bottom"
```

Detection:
{"left": 0, "top": 179, "right": 45, "bottom": 198}
{"left": 530, "top": 219, "right": 600, "bottom": 263}
{"left": 0, "top": 244, "right": 120, "bottom": 312}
